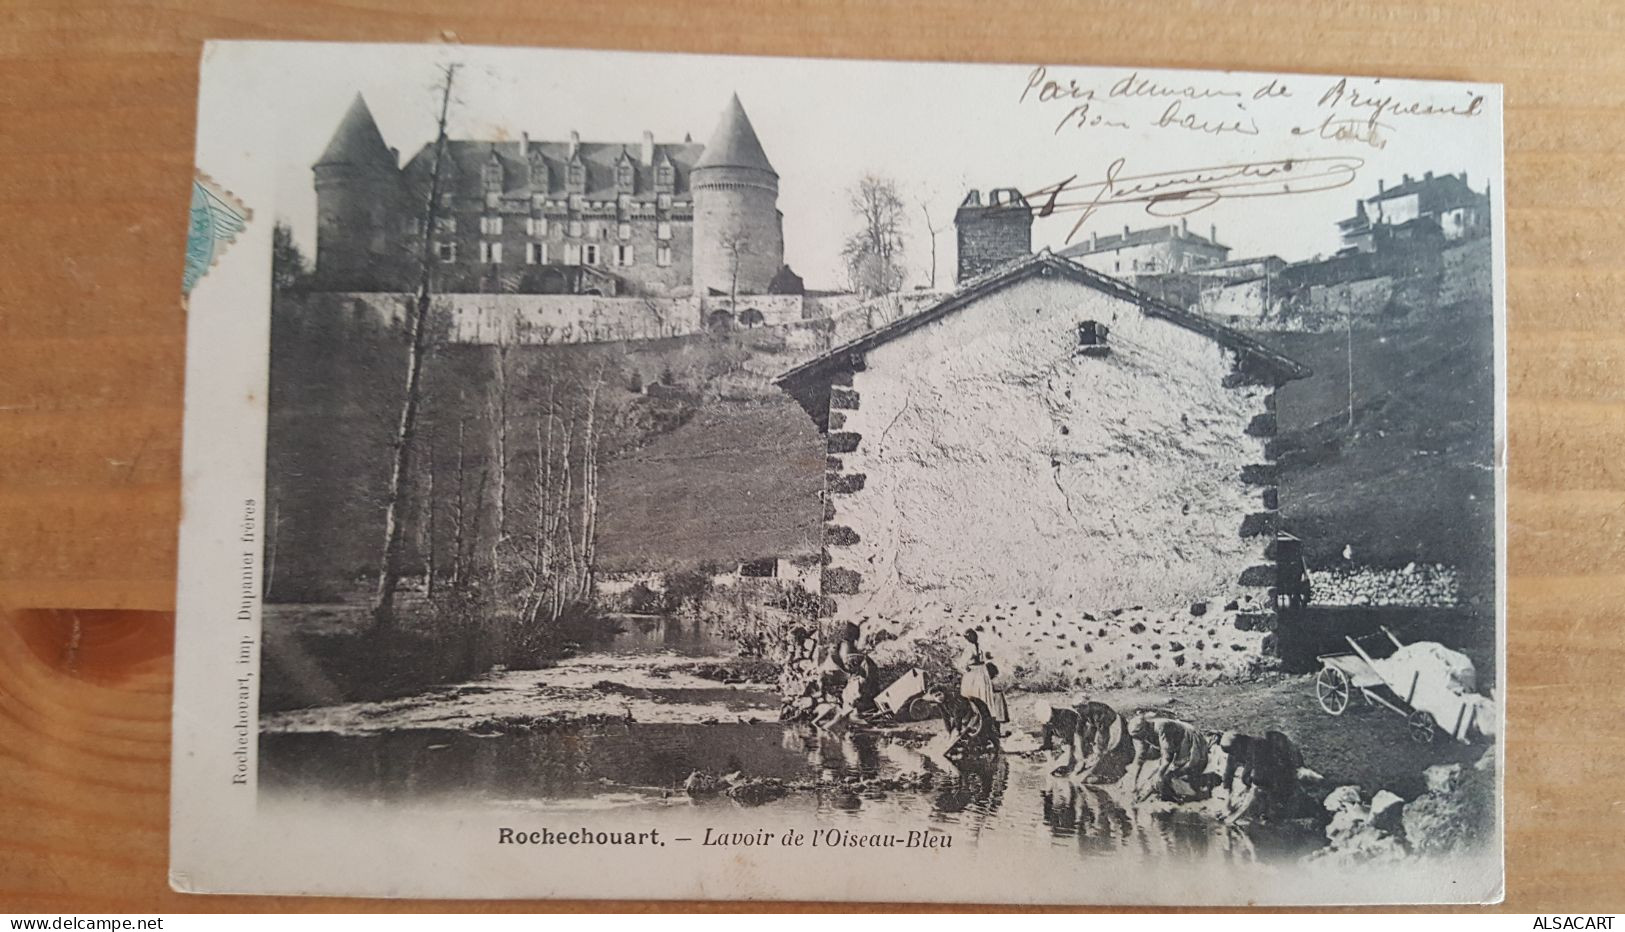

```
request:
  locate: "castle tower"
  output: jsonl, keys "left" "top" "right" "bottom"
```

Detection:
{"left": 313, "top": 93, "right": 402, "bottom": 289}
{"left": 691, "top": 94, "right": 784, "bottom": 297}
{"left": 954, "top": 188, "right": 1033, "bottom": 283}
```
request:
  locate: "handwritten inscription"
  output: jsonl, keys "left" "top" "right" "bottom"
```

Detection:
{"left": 1028, "top": 156, "right": 1365, "bottom": 242}
{"left": 1018, "top": 66, "right": 1485, "bottom": 149}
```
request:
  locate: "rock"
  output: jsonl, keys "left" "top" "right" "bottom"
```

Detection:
{"left": 1370, "top": 790, "right": 1406, "bottom": 834}
{"left": 1190, "top": 601, "right": 1208, "bottom": 616}
{"left": 1323, "top": 784, "right": 1364, "bottom": 815}
{"left": 1424, "top": 763, "right": 1462, "bottom": 795}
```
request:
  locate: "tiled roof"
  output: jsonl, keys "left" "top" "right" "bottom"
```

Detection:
{"left": 402, "top": 138, "right": 706, "bottom": 201}
{"left": 316, "top": 94, "right": 396, "bottom": 170}
{"left": 774, "top": 250, "right": 1310, "bottom": 429}
{"left": 1057, "top": 224, "right": 1229, "bottom": 258}
{"left": 693, "top": 93, "right": 776, "bottom": 175}
{"left": 1366, "top": 173, "right": 1487, "bottom": 213}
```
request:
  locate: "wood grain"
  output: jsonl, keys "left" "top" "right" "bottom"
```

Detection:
{"left": 1, "top": 0, "right": 1621, "bottom": 912}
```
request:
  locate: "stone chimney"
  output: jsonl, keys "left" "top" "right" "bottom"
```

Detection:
{"left": 1181, "top": 217, "right": 1189, "bottom": 236}
{"left": 569, "top": 130, "right": 580, "bottom": 159}
{"left": 641, "top": 130, "right": 654, "bottom": 167}
{"left": 1090, "top": 230, "right": 1099, "bottom": 250}
{"left": 954, "top": 187, "right": 1033, "bottom": 283}
{"left": 520, "top": 132, "right": 529, "bottom": 157}
{"left": 1425, "top": 170, "right": 1434, "bottom": 181}
{"left": 1379, "top": 178, "right": 1386, "bottom": 194}
{"left": 1210, "top": 223, "right": 1217, "bottom": 243}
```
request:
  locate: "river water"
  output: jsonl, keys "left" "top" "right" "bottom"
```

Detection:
{"left": 260, "top": 614, "right": 1324, "bottom": 865}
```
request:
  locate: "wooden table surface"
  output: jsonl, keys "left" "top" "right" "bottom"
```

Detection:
{"left": 1, "top": 0, "right": 1620, "bottom": 913}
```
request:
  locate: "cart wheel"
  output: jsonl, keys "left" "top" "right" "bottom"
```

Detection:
{"left": 902, "top": 695, "right": 939, "bottom": 723}
{"left": 1315, "top": 666, "right": 1351, "bottom": 715}
{"left": 1408, "top": 710, "right": 1438, "bottom": 744}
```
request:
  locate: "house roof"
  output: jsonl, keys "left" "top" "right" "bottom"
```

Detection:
{"left": 773, "top": 250, "right": 1310, "bottom": 430}
{"left": 402, "top": 138, "right": 706, "bottom": 201}
{"left": 316, "top": 93, "right": 396, "bottom": 170}
{"left": 1366, "top": 173, "right": 1487, "bottom": 213}
{"left": 693, "top": 93, "right": 776, "bottom": 175}
{"left": 1057, "top": 224, "right": 1229, "bottom": 258}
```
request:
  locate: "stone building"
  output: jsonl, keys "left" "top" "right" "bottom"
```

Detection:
{"left": 1058, "top": 219, "right": 1231, "bottom": 276}
{"left": 311, "top": 92, "right": 785, "bottom": 298}
{"left": 774, "top": 246, "right": 1310, "bottom": 683}
{"left": 1337, "top": 171, "right": 1491, "bottom": 254}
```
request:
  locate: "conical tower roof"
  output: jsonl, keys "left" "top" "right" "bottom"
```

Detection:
{"left": 694, "top": 93, "right": 775, "bottom": 175}
{"left": 316, "top": 93, "right": 395, "bottom": 169}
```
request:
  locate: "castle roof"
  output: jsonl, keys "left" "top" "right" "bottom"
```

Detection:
{"left": 402, "top": 138, "right": 706, "bottom": 201}
{"left": 774, "top": 250, "right": 1309, "bottom": 431}
{"left": 1057, "top": 223, "right": 1230, "bottom": 258}
{"left": 693, "top": 94, "right": 776, "bottom": 176}
{"left": 316, "top": 94, "right": 396, "bottom": 169}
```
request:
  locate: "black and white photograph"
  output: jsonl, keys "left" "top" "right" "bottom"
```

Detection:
{"left": 170, "top": 41, "right": 1505, "bottom": 904}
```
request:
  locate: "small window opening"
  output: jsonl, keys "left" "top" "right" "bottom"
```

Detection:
{"left": 1077, "top": 320, "right": 1110, "bottom": 357}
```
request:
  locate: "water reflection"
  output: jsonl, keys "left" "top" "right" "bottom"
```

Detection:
{"left": 261, "top": 721, "right": 1321, "bottom": 864}
{"left": 602, "top": 613, "right": 728, "bottom": 657}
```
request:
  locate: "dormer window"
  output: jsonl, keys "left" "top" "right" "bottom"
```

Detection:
{"left": 482, "top": 154, "right": 503, "bottom": 194}
{"left": 528, "top": 152, "right": 548, "bottom": 191}
{"left": 1077, "top": 320, "right": 1110, "bottom": 357}
{"left": 616, "top": 155, "right": 635, "bottom": 192}
{"left": 655, "top": 160, "right": 674, "bottom": 190}
{"left": 567, "top": 158, "right": 586, "bottom": 193}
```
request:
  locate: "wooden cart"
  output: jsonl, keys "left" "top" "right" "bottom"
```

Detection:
{"left": 1314, "top": 626, "right": 1483, "bottom": 744}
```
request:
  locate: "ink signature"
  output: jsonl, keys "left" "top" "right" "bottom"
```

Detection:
{"left": 1028, "top": 155, "right": 1365, "bottom": 242}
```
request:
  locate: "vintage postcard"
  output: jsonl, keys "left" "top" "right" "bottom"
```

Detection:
{"left": 171, "top": 40, "right": 1506, "bottom": 903}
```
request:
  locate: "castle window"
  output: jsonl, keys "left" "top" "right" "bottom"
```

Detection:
{"left": 657, "top": 220, "right": 671, "bottom": 241}
{"left": 479, "top": 241, "right": 502, "bottom": 264}
{"left": 480, "top": 215, "right": 503, "bottom": 236}
{"left": 657, "top": 245, "right": 672, "bottom": 267}
{"left": 434, "top": 216, "right": 456, "bottom": 234}
{"left": 405, "top": 217, "right": 424, "bottom": 236}
{"left": 526, "top": 242, "right": 547, "bottom": 265}
{"left": 614, "top": 245, "right": 634, "bottom": 266}
{"left": 568, "top": 219, "right": 583, "bottom": 237}
{"left": 435, "top": 241, "right": 456, "bottom": 263}
{"left": 586, "top": 220, "right": 603, "bottom": 240}
{"left": 617, "top": 162, "right": 634, "bottom": 190}
{"left": 618, "top": 222, "right": 632, "bottom": 241}
{"left": 582, "top": 244, "right": 601, "bottom": 265}
{"left": 483, "top": 163, "right": 503, "bottom": 194}
{"left": 1076, "top": 320, "right": 1110, "bottom": 357}
{"left": 657, "top": 193, "right": 671, "bottom": 210}
{"left": 656, "top": 163, "right": 674, "bottom": 187}
{"left": 526, "top": 216, "right": 547, "bottom": 237}
{"left": 567, "top": 162, "right": 586, "bottom": 190}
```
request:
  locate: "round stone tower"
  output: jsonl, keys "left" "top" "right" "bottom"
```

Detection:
{"left": 691, "top": 94, "right": 784, "bottom": 297}
{"left": 312, "top": 93, "right": 402, "bottom": 290}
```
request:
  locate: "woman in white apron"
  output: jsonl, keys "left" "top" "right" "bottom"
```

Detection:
{"left": 957, "top": 629, "right": 1009, "bottom": 723}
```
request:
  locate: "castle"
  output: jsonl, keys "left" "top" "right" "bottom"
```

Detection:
{"left": 312, "top": 92, "right": 788, "bottom": 299}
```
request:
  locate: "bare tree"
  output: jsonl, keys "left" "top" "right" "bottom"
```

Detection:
{"left": 488, "top": 339, "right": 512, "bottom": 566}
{"left": 419, "top": 437, "right": 437, "bottom": 599}
{"left": 371, "top": 61, "right": 461, "bottom": 627}
{"left": 842, "top": 174, "right": 908, "bottom": 296}
{"left": 450, "top": 415, "right": 469, "bottom": 591}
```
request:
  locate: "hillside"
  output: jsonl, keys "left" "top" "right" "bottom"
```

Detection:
{"left": 595, "top": 398, "right": 825, "bottom": 572}
{"left": 1260, "top": 291, "right": 1495, "bottom": 600}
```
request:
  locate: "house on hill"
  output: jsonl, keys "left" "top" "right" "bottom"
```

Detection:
{"left": 1057, "top": 219, "right": 1231, "bottom": 276}
{"left": 774, "top": 247, "right": 1311, "bottom": 683}
{"left": 1338, "top": 171, "right": 1491, "bottom": 254}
